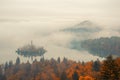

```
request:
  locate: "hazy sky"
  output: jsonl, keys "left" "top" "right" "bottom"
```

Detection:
{"left": 0, "top": 0, "right": 120, "bottom": 26}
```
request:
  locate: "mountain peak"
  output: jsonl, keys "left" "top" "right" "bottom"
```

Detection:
{"left": 80, "top": 20, "right": 93, "bottom": 25}
{"left": 76, "top": 20, "right": 95, "bottom": 28}
{"left": 62, "top": 20, "right": 101, "bottom": 33}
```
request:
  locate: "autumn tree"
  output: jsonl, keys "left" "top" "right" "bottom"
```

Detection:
{"left": 115, "top": 57, "right": 120, "bottom": 79}
{"left": 100, "top": 55, "right": 120, "bottom": 80}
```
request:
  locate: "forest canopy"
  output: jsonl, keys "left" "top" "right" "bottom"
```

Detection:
{"left": 1, "top": 55, "right": 120, "bottom": 80}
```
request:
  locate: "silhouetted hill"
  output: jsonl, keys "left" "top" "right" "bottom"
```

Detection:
{"left": 71, "top": 36, "right": 120, "bottom": 57}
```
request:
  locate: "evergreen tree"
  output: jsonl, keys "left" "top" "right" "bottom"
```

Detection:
{"left": 57, "top": 57, "right": 60, "bottom": 63}
{"left": 63, "top": 57, "right": 67, "bottom": 64}
{"left": 4, "top": 62, "right": 8, "bottom": 71}
{"left": 0, "top": 74, "right": 6, "bottom": 80}
{"left": 100, "top": 55, "right": 120, "bottom": 80}
{"left": 92, "top": 59, "right": 100, "bottom": 72}
{"left": 82, "top": 61, "right": 85, "bottom": 66}
{"left": 60, "top": 71, "right": 68, "bottom": 80}
{"left": 15, "top": 57, "right": 20, "bottom": 65}
{"left": 8, "top": 61, "right": 13, "bottom": 68}
{"left": 72, "top": 71, "right": 79, "bottom": 80}
{"left": 40, "top": 57, "right": 44, "bottom": 63}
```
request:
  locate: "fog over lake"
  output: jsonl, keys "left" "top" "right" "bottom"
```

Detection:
{"left": 0, "top": 0, "right": 120, "bottom": 64}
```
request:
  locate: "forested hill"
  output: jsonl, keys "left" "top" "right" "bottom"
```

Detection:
{"left": 71, "top": 36, "right": 120, "bottom": 57}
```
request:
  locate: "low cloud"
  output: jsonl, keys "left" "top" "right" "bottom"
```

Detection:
{"left": 0, "top": 19, "right": 120, "bottom": 63}
{"left": 0, "top": 18, "right": 29, "bottom": 23}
